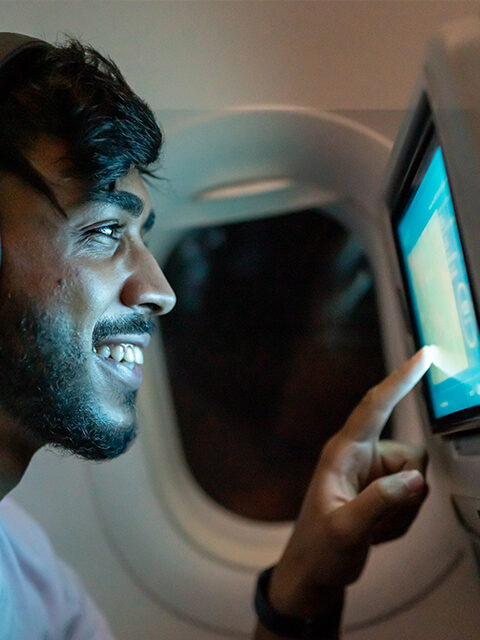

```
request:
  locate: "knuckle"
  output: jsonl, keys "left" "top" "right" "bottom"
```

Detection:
{"left": 410, "top": 442, "right": 426, "bottom": 456}
{"left": 320, "top": 433, "right": 351, "bottom": 467}
{"left": 406, "top": 444, "right": 429, "bottom": 467}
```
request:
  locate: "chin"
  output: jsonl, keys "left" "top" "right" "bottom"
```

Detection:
{"left": 41, "top": 393, "right": 139, "bottom": 462}
{"left": 53, "top": 418, "right": 138, "bottom": 462}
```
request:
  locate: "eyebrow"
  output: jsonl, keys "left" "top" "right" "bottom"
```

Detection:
{"left": 91, "top": 190, "right": 144, "bottom": 218}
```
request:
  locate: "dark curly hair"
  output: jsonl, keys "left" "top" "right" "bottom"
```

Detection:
{"left": 0, "top": 36, "right": 162, "bottom": 214}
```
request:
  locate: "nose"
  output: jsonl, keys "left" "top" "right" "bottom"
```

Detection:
{"left": 121, "top": 245, "right": 176, "bottom": 316}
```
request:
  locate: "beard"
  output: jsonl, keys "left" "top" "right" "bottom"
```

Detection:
{"left": 0, "top": 295, "right": 152, "bottom": 461}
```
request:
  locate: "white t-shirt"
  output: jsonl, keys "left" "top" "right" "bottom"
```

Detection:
{"left": 0, "top": 497, "right": 115, "bottom": 639}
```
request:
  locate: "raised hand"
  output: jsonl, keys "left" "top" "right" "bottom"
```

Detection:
{"left": 255, "top": 347, "right": 433, "bottom": 638}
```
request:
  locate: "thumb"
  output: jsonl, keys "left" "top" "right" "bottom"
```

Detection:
{"left": 332, "top": 470, "right": 426, "bottom": 547}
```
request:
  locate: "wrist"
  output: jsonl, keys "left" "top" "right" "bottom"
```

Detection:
{"left": 268, "top": 562, "right": 345, "bottom": 619}
{"left": 254, "top": 566, "right": 344, "bottom": 639}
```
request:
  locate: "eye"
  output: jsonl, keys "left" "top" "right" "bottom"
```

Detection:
{"left": 142, "top": 211, "right": 156, "bottom": 234}
{"left": 96, "top": 223, "right": 124, "bottom": 239}
{"left": 84, "top": 222, "right": 125, "bottom": 244}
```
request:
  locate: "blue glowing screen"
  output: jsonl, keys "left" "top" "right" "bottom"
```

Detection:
{"left": 398, "top": 147, "right": 480, "bottom": 419}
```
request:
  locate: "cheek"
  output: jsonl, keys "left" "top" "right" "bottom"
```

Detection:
{"left": 0, "top": 227, "right": 125, "bottom": 321}
{"left": 1, "top": 213, "right": 61, "bottom": 293}
{"left": 62, "top": 262, "right": 124, "bottom": 318}
{"left": 0, "top": 251, "right": 109, "bottom": 318}
{"left": 1, "top": 243, "right": 68, "bottom": 304}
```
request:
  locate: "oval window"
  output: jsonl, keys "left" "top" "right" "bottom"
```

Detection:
{"left": 160, "top": 210, "right": 386, "bottom": 521}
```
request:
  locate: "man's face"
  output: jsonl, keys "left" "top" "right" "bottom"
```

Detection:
{"left": 0, "top": 138, "right": 175, "bottom": 460}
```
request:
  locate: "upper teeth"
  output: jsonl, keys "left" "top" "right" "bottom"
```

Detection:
{"left": 94, "top": 344, "right": 144, "bottom": 365}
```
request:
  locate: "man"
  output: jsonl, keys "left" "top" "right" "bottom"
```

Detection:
{"left": 0, "top": 33, "right": 432, "bottom": 639}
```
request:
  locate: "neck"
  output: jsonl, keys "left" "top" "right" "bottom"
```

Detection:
{"left": 0, "top": 410, "right": 40, "bottom": 501}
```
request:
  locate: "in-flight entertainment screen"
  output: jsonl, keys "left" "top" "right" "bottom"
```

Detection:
{"left": 395, "top": 144, "right": 480, "bottom": 428}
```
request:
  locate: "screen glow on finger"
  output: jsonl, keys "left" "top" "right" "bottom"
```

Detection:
{"left": 381, "top": 346, "right": 434, "bottom": 409}
{"left": 345, "top": 347, "right": 433, "bottom": 441}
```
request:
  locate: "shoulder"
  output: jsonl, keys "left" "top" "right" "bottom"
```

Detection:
{"left": 0, "top": 495, "right": 57, "bottom": 559}
{"left": 0, "top": 495, "right": 71, "bottom": 605}
{"left": 0, "top": 496, "right": 115, "bottom": 639}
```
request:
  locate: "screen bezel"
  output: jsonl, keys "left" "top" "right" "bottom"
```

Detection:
{"left": 391, "top": 118, "right": 480, "bottom": 435}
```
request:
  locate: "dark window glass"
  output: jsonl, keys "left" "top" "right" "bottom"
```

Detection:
{"left": 160, "top": 210, "right": 386, "bottom": 521}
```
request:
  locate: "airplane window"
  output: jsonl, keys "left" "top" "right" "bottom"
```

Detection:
{"left": 160, "top": 210, "right": 387, "bottom": 521}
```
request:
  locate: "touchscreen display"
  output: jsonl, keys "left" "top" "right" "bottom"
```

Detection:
{"left": 397, "top": 146, "right": 480, "bottom": 420}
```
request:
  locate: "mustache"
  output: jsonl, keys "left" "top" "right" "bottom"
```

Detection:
{"left": 92, "top": 314, "right": 156, "bottom": 345}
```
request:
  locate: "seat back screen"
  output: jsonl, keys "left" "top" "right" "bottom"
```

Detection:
{"left": 396, "top": 146, "right": 480, "bottom": 423}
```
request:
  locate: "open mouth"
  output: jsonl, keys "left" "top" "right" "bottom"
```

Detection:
{"left": 93, "top": 341, "right": 146, "bottom": 389}
{"left": 94, "top": 343, "right": 144, "bottom": 368}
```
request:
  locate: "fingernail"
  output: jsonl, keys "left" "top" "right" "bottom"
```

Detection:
{"left": 421, "top": 345, "right": 432, "bottom": 360}
{"left": 399, "top": 470, "right": 424, "bottom": 494}
{"left": 417, "top": 346, "right": 434, "bottom": 370}
{"left": 384, "top": 470, "right": 424, "bottom": 499}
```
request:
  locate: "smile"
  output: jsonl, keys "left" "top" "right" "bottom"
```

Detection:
{"left": 93, "top": 341, "right": 146, "bottom": 390}
{"left": 94, "top": 343, "right": 144, "bottom": 369}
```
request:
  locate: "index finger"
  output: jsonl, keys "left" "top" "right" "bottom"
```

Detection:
{"left": 342, "top": 346, "right": 433, "bottom": 442}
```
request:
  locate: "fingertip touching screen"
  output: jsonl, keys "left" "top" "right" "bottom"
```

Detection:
{"left": 394, "top": 137, "right": 480, "bottom": 432}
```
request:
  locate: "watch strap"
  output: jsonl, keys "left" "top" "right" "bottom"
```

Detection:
{"left": 254, "top": 566, "right": 343, "bottom": 639}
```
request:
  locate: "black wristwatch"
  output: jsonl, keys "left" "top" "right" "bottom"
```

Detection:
{"left": 254, "top": 566, "right": 343, "bottom": 639}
